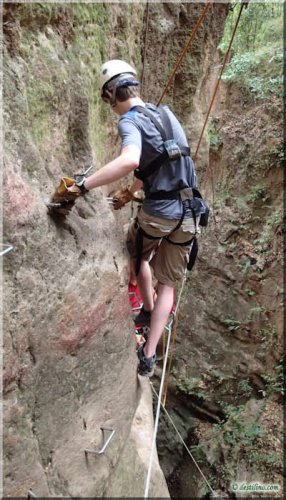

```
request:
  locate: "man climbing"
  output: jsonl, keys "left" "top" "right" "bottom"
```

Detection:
{"left": 76, "top": 59, "right": 201, "bottom": 377}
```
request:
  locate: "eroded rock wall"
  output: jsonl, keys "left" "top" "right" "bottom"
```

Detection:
{"left": 157, "top": 22, "right": 283, "bottom": 500}
{"left": 3, "top": 3, "right": 168, "bottom": 497}
{"left": 3, "top": 2, "right": 236, "bottom": 497}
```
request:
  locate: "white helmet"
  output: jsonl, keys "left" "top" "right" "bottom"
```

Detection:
{"left": 99, "top": 59, "right": 137, "bottom": 90}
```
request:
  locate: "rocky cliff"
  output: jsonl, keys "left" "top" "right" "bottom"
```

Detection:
{"left": 154, "top": 10, "right": 283, "bottom": 498}
{"left": 3, "top": 2, "right": 231, "bottom": 497}
{"left": 4, "top": 2, "right": 283, "bottom": 498}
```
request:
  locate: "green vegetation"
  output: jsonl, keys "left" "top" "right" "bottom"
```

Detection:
{"left": 208, "top": 117, "right": 222, "bottom": 150}
{"left": 190, "top": 442, "right": 206, "bottom": 464}
{"left": 245, "top": 184, "right": 268, "bottom": 203}
{"left": 216, "top": 403, "right": 265, "bottom": 448}
{"left": 252, "top": 204, "right": 283, "bottom": 248}
{"left": 16, "top": 2, "right": 144, "bottom": 163}
{"left": 241, "top": 258, "right": 251, "bottom": 274}
{"left": 223, "top": 316, "right": 241, "bottom": 333}
{"left": 238, "top": 378, "right": 253, "bottom": 398}
{"left": 248, "top": 305, "right": 265, "bottom": 318}
{"left": 260, "top": 362, "right": 284, "bottom": 397}
{"left": 191, "top": 401, "right": 268, "bottom": 480}
{"left": 248, "top": 450, "right": 283, "bottom": 470}
{"left": 174, "top": 375, "right": 205, "bottom": 399}
{"left": 220, "top": 3, "right": 283, "bottom": 99}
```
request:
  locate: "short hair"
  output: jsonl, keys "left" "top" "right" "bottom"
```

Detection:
{"left": 115, "top": 85, "right": 140, "bottom": 102}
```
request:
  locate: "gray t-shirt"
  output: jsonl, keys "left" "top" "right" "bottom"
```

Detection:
{"left": 118, "top": 103, "right": 197, "bottom": 219}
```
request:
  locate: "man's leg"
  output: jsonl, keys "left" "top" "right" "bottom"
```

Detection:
{"left": 144, "top": 282, "right": 174, "bottom": 358}
{"left": 135, "top": 259, "right": 154, "bottom": 312}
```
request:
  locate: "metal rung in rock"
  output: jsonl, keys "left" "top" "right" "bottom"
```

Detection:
{"left": 27, "top": 490, "right": 38, "bottom": 499}
{"left": 84, "top": 427, "right": 115, "bottom": 456}
{"left": 0, "top": 244, "right": 13, "bottom": 257}
{"left": 164, "top": 314, "right": 174, "bottom": 333}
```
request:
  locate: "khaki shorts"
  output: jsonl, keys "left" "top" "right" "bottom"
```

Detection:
{"left": 126, "top": 208, "right": 199, "bottom": 286}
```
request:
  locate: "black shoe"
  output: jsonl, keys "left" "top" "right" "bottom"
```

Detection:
{"left": 134, "top": 307, "right": 152, "bottom": 327}
{"left": 137, "top": 344, "right": 156, "bottom": 378}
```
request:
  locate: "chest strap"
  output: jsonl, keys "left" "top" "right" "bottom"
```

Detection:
{"left": 132, "top": 105, "right": 190, "bottom": 181}
{"left": 134, "top": 147, "right": 190, "bottom": 181}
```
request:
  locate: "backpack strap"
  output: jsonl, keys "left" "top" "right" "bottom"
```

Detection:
{"left": 157, "top": 105, "right": 174, "bottom": 141}
{"left": 133, "top": 105, "right": 168, "bottom": 141}
{"left": 133, "top": 105, "right": 190, "bottom": 181}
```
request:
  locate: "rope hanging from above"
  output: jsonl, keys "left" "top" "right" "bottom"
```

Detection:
{"left": 157, "top": 0, "right": 213, "bottom": 106}
{"left": 142, "top": 4, "right": 248, "bottom": 498}
{"left": 193, "top": 2, "right": 247, "bottom": 161}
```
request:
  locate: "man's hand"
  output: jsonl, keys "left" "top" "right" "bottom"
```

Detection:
{"left": 110, "top": 187, "right": 133, "bottom": 210}
{"left": 108, "top": 187, "right": 143, "bottom": 210}
{"left": 48, "top": 177, "right": 82, "bottom": 215}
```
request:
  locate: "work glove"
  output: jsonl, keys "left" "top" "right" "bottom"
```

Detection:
{"left": 47, "top": 166, "right": 92, "bottom": 216}
{"left": 109, "top": 188, "right": 143, "bottom": 210}
{"left": 47, "top": 177, "right": 82, "bottom": 215}
{"left": 111, "top": 187, "right": 133, "bottom": 210}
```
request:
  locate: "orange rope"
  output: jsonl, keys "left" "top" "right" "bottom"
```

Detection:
{"left": 157, "top": 0, "right": 213, "bottom": 106}
{"left": 193, "top": 2, "right": 246, "bottom": 161}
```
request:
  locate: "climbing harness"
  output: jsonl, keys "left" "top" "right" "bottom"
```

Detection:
{"left": 133, "top": 105, "right": 190, "bottom": 183}
{"left": 132, "top": 104, "right": 208, "bottom": 276}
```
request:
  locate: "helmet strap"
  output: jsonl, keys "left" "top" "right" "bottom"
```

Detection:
{"left": 111, "top": 85, "right": 117, "bottom": 107}
{"left": 104, "top": 74, "right": 140, "bottom": 107}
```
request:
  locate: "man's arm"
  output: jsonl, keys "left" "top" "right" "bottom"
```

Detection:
{"left": 84, "top": 145, "right": 140, "bottom": 191}
{"left": 129, "top": 177, "right": 143, "bottom": 194}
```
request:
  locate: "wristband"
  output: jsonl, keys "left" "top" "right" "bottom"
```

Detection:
{"left": 79, "top": 181, "right": 89, "bottom": 194}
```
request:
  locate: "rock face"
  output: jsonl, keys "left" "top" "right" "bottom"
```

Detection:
{"left": 6, "top": 2, "right": 282, "bottom": 498}
{"left": 2, "top": 3, "right": 166, "bottom": 497}
{"left": 155, "top": 14, "right": 283, "bottom": 498}
{"left": 3, "top": 2, "right": 230, "bottom": 497}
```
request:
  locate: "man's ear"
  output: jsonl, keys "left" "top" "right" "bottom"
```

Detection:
{"left": 106, "top": 90, "right": 113, "bottom": 100}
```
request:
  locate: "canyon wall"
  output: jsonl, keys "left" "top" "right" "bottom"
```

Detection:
{"left": 3, "top": 2, "right": 229, "bottom": 497}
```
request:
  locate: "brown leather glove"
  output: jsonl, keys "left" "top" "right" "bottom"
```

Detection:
{"left": 48, "top": 177, "right": 82, "bottom": 215}
{"left": 111, "top": 187, "right": 134, "bottom": 210}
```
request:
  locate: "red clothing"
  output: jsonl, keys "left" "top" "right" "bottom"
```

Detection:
{"left": 128, "top": 282, "right": 143, "bottom": 311}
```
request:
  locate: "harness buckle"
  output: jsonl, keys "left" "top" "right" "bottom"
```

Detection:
{"left": 164, "top": 140, "right": 181, "bottom": 160}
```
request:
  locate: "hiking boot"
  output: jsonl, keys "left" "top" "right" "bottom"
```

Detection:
{"left": 134, "top": 307, "right": 152, "bottom": 327}
{"left": 137, "top": 344, "right": 156, "bottom": 378}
